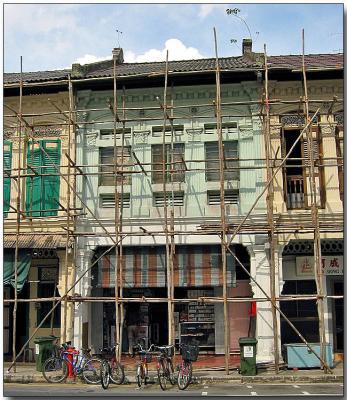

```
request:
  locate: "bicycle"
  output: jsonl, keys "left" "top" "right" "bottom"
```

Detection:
{"left": 177, "top": 343, "right": 199, "bottom": 390}
{"left": 98, "top": 344, "right": 125, "bottom": 385}
{"left": 100, "top": 359, "right": 110, "bottom": 389}
{"left": 132, "top": 340, "right": 156, "bottom": 388}
{"left": 42, "top": 341, "right": 103, "bottom": 384}
{"left": 156, "top": 345, "right": 176, "bottom": 390}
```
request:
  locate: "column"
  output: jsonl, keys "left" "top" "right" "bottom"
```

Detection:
{"left": 72, "top": 248, "right": 94, "bottom": 350}
{"left": 319, "top": 122, "right": 343, "bottom": 211}
{"left": 248, "top": 242, "right": 281, "bottom": 363}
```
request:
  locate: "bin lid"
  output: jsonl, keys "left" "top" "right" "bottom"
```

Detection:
{"left": 34, "top": 335, "right": 59, "bottom": 344}
{"left": 239, "top": 337, "right": 258, "bottom": 345}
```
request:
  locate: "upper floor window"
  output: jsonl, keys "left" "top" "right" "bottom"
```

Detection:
{"left": 99, "top": 146, "right": 132, "bottom": 186}
{"left": 25, "top": 140, "right": 61, "bottom": 217}
{"left": 152, "top": 144, "right": 185, "bottom": 184}
{"left": 205, "top": 141, "right": 239, "bottom": 182}
{"left": 3, "top": 141, "right": 12, "bottom": 218}
{"left": 152, "top": 125, "right": 184, "bottom": 137}
{"left": 335, "top": 112, "right": 343, "bottom": 201}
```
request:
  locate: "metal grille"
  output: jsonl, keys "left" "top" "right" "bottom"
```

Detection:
{"left": 153, "top": 192, "right": 184, "bottom": 207}
{"left": 100, "top": 194, "right": 130, "bottom": 208}
{"left": 207, "top": 190, "right": 239, "bottom": 205}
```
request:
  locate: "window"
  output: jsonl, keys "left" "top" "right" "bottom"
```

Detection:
{"left": 153, "top": 192, "right": 184, "bottom": 207}
{"left": 100, "top": 128, "right": 131, "bottom": 140}
{"left": 280, "top": 280, "right": 319, "bottom": 344}
{"left": 152, "top": 144, "right": 185, "bottom": 184}
{"left": 204, "top": 122, "right": 237, "bottom": 134}
{"left": 205, "top": 141, "right": 239, "bottom": 181}
{"left": 152, "top": 125, "right": 184, "bottom": 137}
{"left": 100, "top": 193, "right": 130, "bottom": 208}
{"left": 207, "top": 190, "right": 239, "bottom": 205}
{"left": 3, "top": 141, "right": 12, "bottom": 217}
{"left": 99, "top": 146, "right": 132, "bottom": 186}
{"left": 37, "top": 266, "right": 60, "bottom": 328}
{"left": 25, "top": 140, "right": 61, "bottom": 217}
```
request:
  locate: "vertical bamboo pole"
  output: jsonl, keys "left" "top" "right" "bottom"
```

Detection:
{"left": 161, "top": 51, "right": 173, "bottom": 346}
{"left": 301, "top": 29, "right": 327, "bottom": 373}
{"left": 113, "top": 49, "right": 120, "bottom": 348}
{"left": 264, "top": 44, "right": 280, "bottom": 373}
{"left": 12, "top": 56, "right": 24, "bottom": 372}
{"left": 118, "top": 86, "right": 126, "bottom": 360}
{"left": 62, "top": 75, "right": 73, "bottom": 343}
{"left": 213, "top": 27, "right": 230, "bottom": 374}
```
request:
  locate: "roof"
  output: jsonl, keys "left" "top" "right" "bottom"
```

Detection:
{"left": 4, "top": 53, "right": 343, "bottom": 85}
{"left": 268, "top": 53, "right": 343, "bottom": 70}
{"left": 4, "top": 234, "right": 67, "bottom": 249}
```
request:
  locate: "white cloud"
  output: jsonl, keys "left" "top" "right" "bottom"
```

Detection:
{"left": 72, "top": 54, "right": 112, "bottom": 66}
{"left": 124, "top": 39, "right": 204, "bottom": 63}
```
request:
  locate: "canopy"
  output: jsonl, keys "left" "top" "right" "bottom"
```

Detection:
{"left": 3, "top": 250, "right": 32, "bottom": 292}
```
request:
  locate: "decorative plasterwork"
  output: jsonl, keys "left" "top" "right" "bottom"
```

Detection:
{"left": 85, "top": 131, "right": 98, "bottom": 146}
{"left": 77, "top": 111, "right": 89, "bottom": 123}
{"left": 239, "top": 125, "right": 253, "bottom": 139}
{"left": 4, "top": 129, "right": 16, "bottom": 139}
{"left": 270, "top": 124, "right": 282, "bottom": 138}
{"left": 186, "top": 128, "right": 203, "bottom": 142}
{"left": 335, "top": 113, "right": 343, "bottom": 126}
{"left": 319, "top": 123, "right": 337, "bottom": 137}
{"left": 133, "top": 130, "right": 150, "bottom": 144}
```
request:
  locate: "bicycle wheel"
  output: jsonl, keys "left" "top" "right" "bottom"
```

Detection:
{"left": 167, "top": 358, "right": 176, "bottom": 385}
{"left": 177, "top": 361, "right": 190, "bottom": 390}
{"left": 136, "top": 364, "right": 145, "bottom": 388}
{"left": 100, "top": 361, "right": 110, "bottom": 390}
{"left": 187, "top": 362, "right": 193, "bottom": 383}
{"left": 82, "top": 357, "right": 103, "bottom": 384}
{"left": 42, "top": 357, "right": 68, "bottom": 384}
{"left": 143, "top": 364, "right": 149, "bottom": 385}
{"left": 157, "top": 359, "right": 167, "bottom": 391}
{"left": 110, "top": 361, "right": 125, "bottom": 385}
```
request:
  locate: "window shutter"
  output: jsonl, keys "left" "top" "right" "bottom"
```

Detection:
{"left": 26, "top": 142, "right": 43, "bottom": 217}
{"left": 3, "top": 141, "right": 12, "bottom": 216}
{"left": 42, "top": 140, "right": 61, "bottom": 216}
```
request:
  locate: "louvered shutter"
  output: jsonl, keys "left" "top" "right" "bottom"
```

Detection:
{"left": 3, "top": 141, "right": 12, "bottom": 216}
{"left": 26, "top": 142, "right": 43, "bottom": 217}
{"left": 42, "top": 140, "right": 61, "bottom": 216}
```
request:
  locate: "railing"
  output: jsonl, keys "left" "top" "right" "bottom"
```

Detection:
{"left": 286, "top": 175, "right": 305, "bottom": 209}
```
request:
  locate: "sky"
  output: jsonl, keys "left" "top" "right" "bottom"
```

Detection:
{"left": 3, "top": 3, "right": 344, "bottom": 73}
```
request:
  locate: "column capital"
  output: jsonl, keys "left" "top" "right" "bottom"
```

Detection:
{"left": 319, "top": 123, "right": 337, "bottom": 137}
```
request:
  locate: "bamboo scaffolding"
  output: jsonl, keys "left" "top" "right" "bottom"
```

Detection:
{"left": 4, "top": 32, "right": 343, "bottom": 377}
{"left": 263, "top": 44, "right": 280, "bottom": 373}
{"left": 301, "top": 29, "right": 327, "bottom": 373}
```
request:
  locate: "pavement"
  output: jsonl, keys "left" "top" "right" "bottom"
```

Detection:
{"left": 3, "top": 359, "right": 344, "bottom": 385}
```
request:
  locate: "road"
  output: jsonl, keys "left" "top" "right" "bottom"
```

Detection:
{"left": 4, "top": 382, "right": 344, "bottom": 398}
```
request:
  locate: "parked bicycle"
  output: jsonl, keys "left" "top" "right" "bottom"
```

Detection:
{"left": 132, "top": 340, "right": 156, "bottom": 388}
{"left": 100, "top": 359, "right": 111, "bottom": 389}
{"left": 42, "top": 341, "right": 103, "bottom": 384}
{"left": 98, "top": 344, "right": 125, "bottom": 388}
{"left": 177, "top": 343, "right": 199, "bottom": 390}
{"left": 156, "top": 344, "right": 176, "bottom": 390}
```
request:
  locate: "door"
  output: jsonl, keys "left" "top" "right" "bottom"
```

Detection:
{"left": 4, "top": 287, "right": 11, "bottom": 354}
{"left": 333, "top": 281, "right": 343, "bottom": 352}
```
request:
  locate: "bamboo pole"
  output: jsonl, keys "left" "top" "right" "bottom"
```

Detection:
{"left": 213, "top": 27, "right": 230, "bottom": 374}
{"left": 11, "top": 56, "right": 24, "bottom": 373}
{"left": 263, "top": 44, "right": 280, "bottom": 373}
{"left": 301, "top": 29, "right": 327, "bottom": 373}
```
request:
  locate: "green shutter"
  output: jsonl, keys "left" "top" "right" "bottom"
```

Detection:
{"left": 3, "top": 141, "right": 12, "bottom": 217}
{"left": 26, "top": 141, "right": 43, "bottom": 217}
{"left": 42, "top": 140, "right": 61, "bottom": 216}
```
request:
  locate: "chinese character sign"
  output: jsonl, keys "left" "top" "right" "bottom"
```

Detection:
{"left": 296, "top": 256, "right": 343, "bottom": 276}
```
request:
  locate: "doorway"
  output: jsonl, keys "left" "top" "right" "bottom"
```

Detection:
{"left": 333, "top": 281, "right": 343, "bottom": 352}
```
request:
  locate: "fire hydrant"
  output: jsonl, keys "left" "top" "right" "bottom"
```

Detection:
{"left": 65, "top": 345, "right": 79, "bottom": 379}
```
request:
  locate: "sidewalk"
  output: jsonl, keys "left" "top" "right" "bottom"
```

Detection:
{"left": 4, "top": 359, "right": 343, "bottom": 385}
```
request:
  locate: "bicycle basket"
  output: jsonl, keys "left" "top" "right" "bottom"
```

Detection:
{"left": 164, "top": 346, "right": 174, "bottom": 358}
{"left": 181, "top": 344, "right": 199, "bottom": 362}
{"left": 139, "top": 352, "right": 152, "bottom": 363}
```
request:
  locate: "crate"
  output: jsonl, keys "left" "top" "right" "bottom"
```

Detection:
{"left": 181, "top": 344, "right": 199, "bottom": 362}
{"left": 283, "top": 343, "right": 333, "bottom": 369}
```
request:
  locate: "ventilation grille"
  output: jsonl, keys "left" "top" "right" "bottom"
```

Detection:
{"left": 207, "top": 190, "right": 239, "bottom": 205}
{"left": 204, "top": 122, "right": 238, "bottom": 135}
{"left": 152, "top": 125, "right": 184, "bottom": 137}
{"left": 100, "top": 194, "right": 130, "bottom": 208}
{"left": 100, "top": 128, "right": 131, "bottom": 139}
{"left": 153, "top": 192, "right": 184, "bottom": 207}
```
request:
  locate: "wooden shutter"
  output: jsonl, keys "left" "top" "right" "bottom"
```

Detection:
{"left": 3, "top": 141, "right": 12, "bottom": 216}
{"left": 26, "top": 142, "right": 43, "bottom": 217}
{"left": 280, "top": 128, "right": 288, "bottom": 203}
{"left": 42, "top": 140, "right": 61, "bottom": 216}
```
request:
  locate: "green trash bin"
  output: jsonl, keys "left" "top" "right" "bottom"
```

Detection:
{"left": 239, "top": 337, "right": 258, "bottom": 376}
{"left": 34, "top": 335, "right": 59, "bottom": 372}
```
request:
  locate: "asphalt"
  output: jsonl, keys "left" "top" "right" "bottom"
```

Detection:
{"left": 3, "top": 361, "right": 344, "bottom": 385}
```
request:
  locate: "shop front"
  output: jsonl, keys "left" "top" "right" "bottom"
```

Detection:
{"left": 280, "top": 239, "right": 343, "bottom": 357}
{"left": 91, "top": 244, "right": 252, "bottom": 354}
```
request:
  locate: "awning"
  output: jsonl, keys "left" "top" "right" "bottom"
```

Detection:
{"left": 4, "top": 234, "right": 67, "bottom": 249}
{"left": 96, "top": 245, "right": 236, "bottom": 288}
{"left": 3, "top": 249, "right": 32, "bottom": 292}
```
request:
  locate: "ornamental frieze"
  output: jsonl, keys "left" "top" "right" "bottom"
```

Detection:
{"left": 186, "top": 128, "right": 203, "bottom": 142}
{"left": 319, "top": 123, "right": 337, "bottom": 137}
{"left": 133, "top": 130, "right": 150, "bottom": 144}
{"left": 33, "top": 126, "right": 63, "bottom": 137}
{"left": 239, "top": 125, "right": 253, "bottom": 139}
